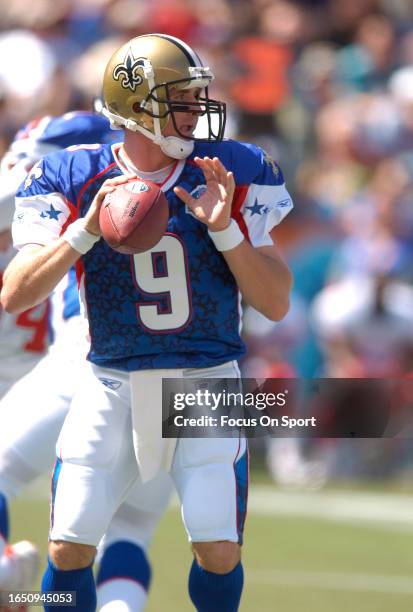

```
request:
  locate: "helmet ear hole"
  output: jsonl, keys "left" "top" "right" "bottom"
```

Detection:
{"left": 132, "top": 101, "right": 154, "bottom": 130}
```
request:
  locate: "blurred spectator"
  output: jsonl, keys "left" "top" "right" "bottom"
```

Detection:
{"left": 70, "top": 36, "right": 126, "bottom": 107}
{"left": 311, "top": 272, "right": 413, "bottom": 377}
{"left": 0, "top": 30, "right": 73, "bottom": 154}
{"left": 335, "top": 14, "right": 397, "bottom": 92}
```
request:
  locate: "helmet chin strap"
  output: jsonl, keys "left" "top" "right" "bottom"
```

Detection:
{"left": 145, "top": 71, "right": 194, "bottom": 159}
{"left": 101, "top": 107, "right": 194, "bottom": 160}
{"left": 156, "top": 134, "right": 194, "bottom": 159}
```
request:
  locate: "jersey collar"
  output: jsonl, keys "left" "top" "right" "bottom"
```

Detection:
{"left": 111, "top": 143, "right": 186, "bottom": 191}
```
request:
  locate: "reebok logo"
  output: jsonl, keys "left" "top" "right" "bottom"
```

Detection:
{"left": 99, "top": 378, "right": 122, "bottom": 390}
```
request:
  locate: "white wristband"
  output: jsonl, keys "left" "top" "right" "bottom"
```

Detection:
{"left": 208, "top": 219, "right": 244, "bottom": 252}
{"left": 63, "top": 218, "right": 100, "bottom": 254}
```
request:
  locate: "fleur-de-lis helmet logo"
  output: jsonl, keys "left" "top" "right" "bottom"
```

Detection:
{"left": 113, "top": 49, "right": 145, "bottom": 91}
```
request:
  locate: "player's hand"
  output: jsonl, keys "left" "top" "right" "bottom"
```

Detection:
{"left": 84, "top": 175, "right": 130, "bottom": 236}
{"left": 173, "top": 157, "right": 235, "bottom": 232}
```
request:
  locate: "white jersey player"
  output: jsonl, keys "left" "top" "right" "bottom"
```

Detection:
{"left": 0, "top": 248, "right": 49, "bottom": 398}
{"left": 0, "top": 111, "right": 119, "bottom": 398}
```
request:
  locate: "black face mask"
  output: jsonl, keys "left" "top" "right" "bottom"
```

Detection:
{"left": 143, "top": 79, "right": 227, "bottom": 142}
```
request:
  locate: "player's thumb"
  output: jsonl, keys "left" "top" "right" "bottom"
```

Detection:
{"left": 173, "top": 186, "right": 192, "bottom": 206}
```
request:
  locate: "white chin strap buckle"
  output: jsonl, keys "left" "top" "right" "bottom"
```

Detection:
{"left": 160, "top": 136, "right": 194, "bottom": 160}
{"left": 102, "top": 106, "right": 194, "bottom": 160}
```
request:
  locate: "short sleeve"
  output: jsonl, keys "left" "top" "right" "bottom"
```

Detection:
{"left": 238, "top": 148, "right": 293, "bottom": 247}
{"left": 12, "top": 156, "right": 75, "bottom": 249}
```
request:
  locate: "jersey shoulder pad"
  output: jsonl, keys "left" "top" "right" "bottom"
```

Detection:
{"left": 192, "top": 140, "right": 285, "bottom": 186}
{"left": 16, "top": 144, "right": 114, "bottom": 201}
{"left": 229, "top": 140, "right": 285, "bottom": 186}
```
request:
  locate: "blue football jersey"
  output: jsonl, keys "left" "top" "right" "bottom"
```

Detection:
{"left": 47, "top": 266, "right": 82, "bottom": 346}
{"left": 13, "top": 140, "right": 293, "bottom": 370}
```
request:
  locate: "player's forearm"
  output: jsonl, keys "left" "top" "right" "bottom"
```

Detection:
{"left": 222, "top": 241, "right": 292, "bottom": 321}
{"left": 1, "top": 239, "right": 80, "bottom": 313}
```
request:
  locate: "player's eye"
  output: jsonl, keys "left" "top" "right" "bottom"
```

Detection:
{"left": 172, "top": 104, "right": 192, "bottom": 112}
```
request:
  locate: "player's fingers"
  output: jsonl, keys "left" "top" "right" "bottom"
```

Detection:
{"left": 212, "top": 157, "right": 228, "bottom": 183}
{"left": 194, "top": 156, "right": 217, "bottom": 183}
{"left": 174, "top": 186, "right": 207, "bottom": 220}
{"left": 212, "top": 159, "right": 234, "bottom": 201}
{"left": 226, "top": 171, "right": 235, "bottom": 198}
{"left": 99, "top": 184, "right": 117, "bottom": 198}
{"left": 102, "top": 175, "right": 129, "bottom": 187}
{"left": 92, "top": 184, "right": 118, "bottom": 208}
{"left": 194, "top": 156, "right": 212, "bottom": 167}
{"left": 173, "top": 185, "right": 193, "bottom": 206}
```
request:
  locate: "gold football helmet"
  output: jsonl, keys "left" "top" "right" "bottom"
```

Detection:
{"left": 102, "top": 33, "right": 226, "bottom": 159}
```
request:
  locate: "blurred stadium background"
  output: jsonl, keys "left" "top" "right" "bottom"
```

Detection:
{"left": 1, "top": 0, "right": 413, "bottom": 609}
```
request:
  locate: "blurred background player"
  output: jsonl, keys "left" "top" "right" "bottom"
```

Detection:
{"left": 0, "top": 112, "right": 173, "bottom": 611}
{"left": 0, "top": 126, "right": 51, "bottom": 399}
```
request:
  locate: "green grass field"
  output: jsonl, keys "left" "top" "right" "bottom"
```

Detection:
{"left": 9, "top": 475, "right": 413, "bottom": 612}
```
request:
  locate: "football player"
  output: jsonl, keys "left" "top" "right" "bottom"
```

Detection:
{"left": 1, "top": 34, "right": 293, "bottom": 611}
{"left": 0, "top": 112, "right": 173, "bottom": 611}
{"left": 0, "top": 121, "right": 52, "bottom": 399}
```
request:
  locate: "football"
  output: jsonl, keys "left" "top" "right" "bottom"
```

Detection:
{"left": 99, "top": 179, "right": 169, "bottom": 254}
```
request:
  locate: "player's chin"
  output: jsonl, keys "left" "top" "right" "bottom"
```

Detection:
{"left": 178, "top": 125, "right": 195, "bottom": 138}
